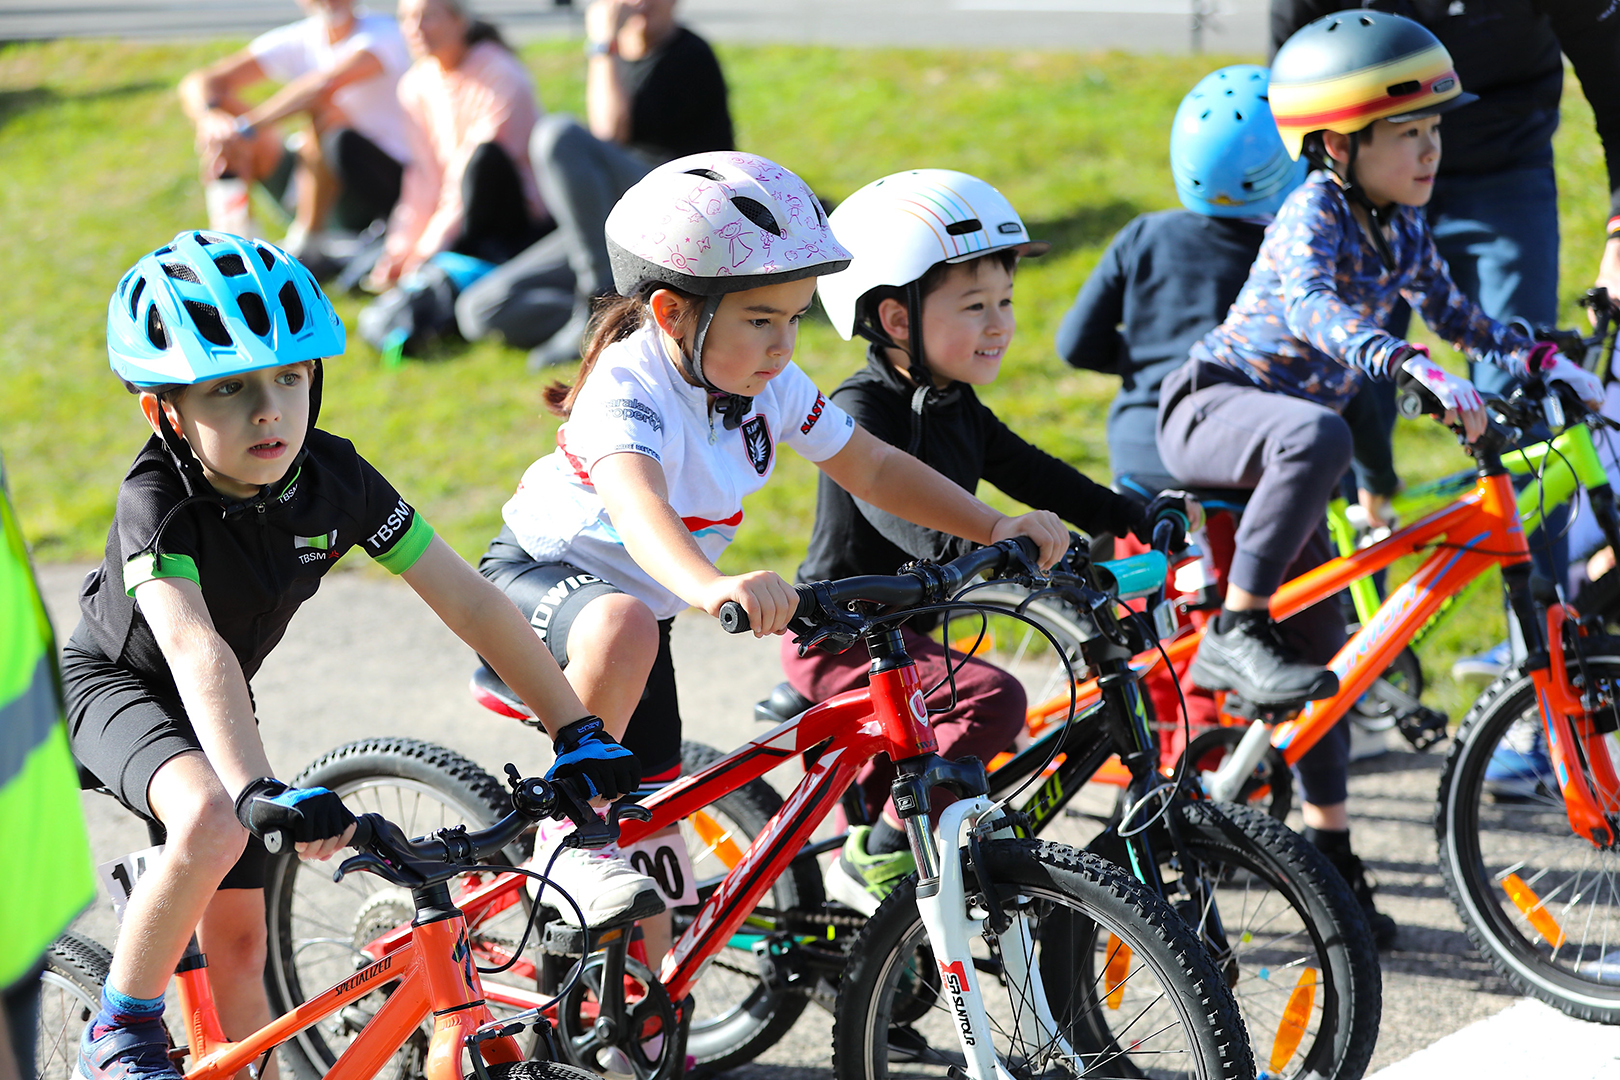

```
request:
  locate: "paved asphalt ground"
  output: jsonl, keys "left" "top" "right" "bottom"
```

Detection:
{"left": 36, "top": 563, "right": 1620, "bottom": 1078}
{"left": 0, "top": 0, "right": 1269, "bottom": 55}
{"left": 13, "top": 0, "right": 1620, "bottom": 1073}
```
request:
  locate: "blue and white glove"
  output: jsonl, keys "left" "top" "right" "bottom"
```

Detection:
{"left": 1526, "top": 341, "right": 1604, "bottom": 408}
{"left": 234, "top": 778, "right": 355, "bottom": 854}
{"left": 1400, "top": 347, "right": 1482, "bottom": 414}
{"left": 547, "top": 716, "right": 640, "bottom": 800}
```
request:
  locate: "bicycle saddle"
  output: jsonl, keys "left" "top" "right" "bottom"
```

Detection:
{"left": 754, "top": 681, "right": 814, "bottom": 725}
{"left": 469, "top": 664, "right": 537, "bottom": 723}
{"left": 1178, "top": 486, "right": 1253, "bottom": 515}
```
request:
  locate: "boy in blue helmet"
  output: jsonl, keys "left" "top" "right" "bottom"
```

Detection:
{"left": 1057, "top": 65, "right": 1305, "bottom": 497}
{"left": 65, "top": 232, "right": 654, "bottom": 1080}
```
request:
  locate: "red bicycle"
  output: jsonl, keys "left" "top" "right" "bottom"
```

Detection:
{"left": 263, "top": 540, "right": 1255, "bottom": 1080}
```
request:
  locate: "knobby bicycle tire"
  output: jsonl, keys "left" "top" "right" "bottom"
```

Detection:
{"left": 1437, "top": 649, "right": 1620, "bottom": 1023}
{"left": 1163, "top": 800, "right": 1380, "bottom": 1080}
{"left": 38, "top": 931, "right": 113, "bottom": 1080}
{"left": 470, "top": 1056, "right": 599, "bottom": 1080}
{"left": 832, "top": 838, "right": 1255, "bottom": 1080}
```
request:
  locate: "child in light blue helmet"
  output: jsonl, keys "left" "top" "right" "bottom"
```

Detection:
{"left": 1057, "top": 65, "right": 1304, "bottom": 497}
{"left": 64, "top": 231, "right": 635, "bottom": 1080}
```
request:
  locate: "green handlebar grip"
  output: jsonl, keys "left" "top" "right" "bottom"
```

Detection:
{"left": 1096, "top": 552, "right": 1169, "bottom": 602}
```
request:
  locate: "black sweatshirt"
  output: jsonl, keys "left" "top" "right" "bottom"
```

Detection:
{"left": 1271, "top": 0, "right": 1620, "bottom": 226}
{"left": 796, "top": 348, "right": 1144, "bottom": 586}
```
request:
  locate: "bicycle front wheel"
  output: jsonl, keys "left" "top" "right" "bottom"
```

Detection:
{"left": 832, "top": 838, "right": 1254, "bottom": 1080}
{"left": 1438, "top": 653, "right": 1620, "bottom": 1023}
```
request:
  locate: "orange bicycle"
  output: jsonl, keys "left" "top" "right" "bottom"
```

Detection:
{"left": 40, "top": 773, "right": 634, "bottom": 1080}
{"left": 970, "top": 374, "right": 1620, "bottom": 1023}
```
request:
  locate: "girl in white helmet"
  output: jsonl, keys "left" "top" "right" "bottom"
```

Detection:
{"left": 793, "top": 169, "right": 1197, "bottom": 914}
{"left": 479, "top": 153, "right": 1068, "bottom": 951}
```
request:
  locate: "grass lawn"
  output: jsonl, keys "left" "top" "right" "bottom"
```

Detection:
{"left": 1, "top": 36, "right": 1612, "bottom": 720}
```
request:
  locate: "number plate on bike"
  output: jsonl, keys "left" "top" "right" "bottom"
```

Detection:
{"left": 96, "top": 844, "right": 165, "bottom": 922}
{"left": 619, "top": 833, "right": 699, "bottom": 906}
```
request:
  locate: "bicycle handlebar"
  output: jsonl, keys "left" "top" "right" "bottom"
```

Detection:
{"left": 331, "top": 771, "right": 650, "bottom": 890}
{"left": 718, "top": 537, "right": 1042, "bottom": 636}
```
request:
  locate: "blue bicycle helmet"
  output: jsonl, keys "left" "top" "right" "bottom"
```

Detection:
{"left": 1170, "top": 65, "right": 1305, "bottom": 219}
{"left": 108, "top": 231, "right": 345, "bottom": 389}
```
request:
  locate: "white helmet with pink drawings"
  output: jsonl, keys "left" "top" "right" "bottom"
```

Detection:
{"left": 605, "top": 151, "right": 851, "bottom": 300}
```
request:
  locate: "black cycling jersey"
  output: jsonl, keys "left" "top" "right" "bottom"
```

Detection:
{"left": 74, "top": 429, "right": 433, "bottom": 697}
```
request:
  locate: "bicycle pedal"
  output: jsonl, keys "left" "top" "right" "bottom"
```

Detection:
{"left": 1394, "top": 704, "right": 1449, "bottom": 752}
{"left": 1220, "top": 695, "right": 1302, "bottom": 723}
{"left": 539, "top": 917, "right": 588, "bottom": 956}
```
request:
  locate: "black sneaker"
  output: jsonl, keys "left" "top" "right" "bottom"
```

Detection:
{"left": 1320, "top": 848, "right": 1398, "bottom": 950}
{"left": 1190, "top": 613, "right": 1338, "bottom": 706}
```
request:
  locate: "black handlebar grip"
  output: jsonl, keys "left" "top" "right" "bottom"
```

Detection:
{"left": 348, "top": 814, "right": 375, "bottom": 850}
{"left": 719, "top": 601, "right": 749, "bottom": 634}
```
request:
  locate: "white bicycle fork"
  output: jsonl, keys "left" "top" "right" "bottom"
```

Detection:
{"left": 905, "top": 797, "right": 1075, "bottom": 1080}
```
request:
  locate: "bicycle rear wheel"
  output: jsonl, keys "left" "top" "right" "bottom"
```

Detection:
{"left": 36, "top": 931, "right": 112, "bottom": 1080}
{"left": 1437, "top": 653, "right": 1620, "bottom": 1023}
{"left": 832, "top": 838, "right": 1254, "bottom": 1080}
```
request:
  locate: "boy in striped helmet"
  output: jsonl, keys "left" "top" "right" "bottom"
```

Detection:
{"left": 1157, "top": 10, "right": 1603, "bottom": 947}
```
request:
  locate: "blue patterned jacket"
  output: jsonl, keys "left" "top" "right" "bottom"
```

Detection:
{"left": 1190, "top": 171, "right": 1536, "bottom": 409}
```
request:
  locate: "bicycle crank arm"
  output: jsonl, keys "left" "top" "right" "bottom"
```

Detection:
{"left": 912, "top": 798, "right": 1050, "bottom": 1080}
{"left": 1202, "top": 720, "right": 1273, "bottom": 803}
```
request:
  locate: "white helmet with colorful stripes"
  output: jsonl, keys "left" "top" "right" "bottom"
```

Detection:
{"left": 816, "top": 169, "right": 1049, "bottom": 344}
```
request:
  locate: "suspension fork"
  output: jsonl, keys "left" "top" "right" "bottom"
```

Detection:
{"left": 1533, "top": 604, "right": 1620, "bottom": 847}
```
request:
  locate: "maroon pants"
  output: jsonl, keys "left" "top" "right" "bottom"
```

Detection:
{"left": 779, "top": 625, "right": 1027, "bottom": 825}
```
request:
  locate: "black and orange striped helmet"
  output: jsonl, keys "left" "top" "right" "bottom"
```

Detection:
{"left": 1269, "top": 9, "right": 1477, "bottom": 161}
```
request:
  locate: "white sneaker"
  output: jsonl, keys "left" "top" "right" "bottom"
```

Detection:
{"left": 529, "top": 823, "right": 664, "bottom": 928}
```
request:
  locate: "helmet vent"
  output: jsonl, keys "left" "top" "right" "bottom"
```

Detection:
{"left": 238, "top": 290, "right": 271, "bottom": 336}
{"left": 146, "top": 305, "right": 168, "bottom": 349}
{"left": 256, "top": 245, "right": 277, "bottom": 271}
{"left": 184, "top": 301, "right": 233, "bottom": 347}
{"left": 152, "top": 246, "right": 173, "bottom": 257}
{"left": 945, "top": 218, "right": 983, "bottom": 236}
{"left": 194, "top": 232, "right": 215, "bottom": 246}
{"left": 162, "top": 262, "right": 201, "bottom": 283}
{"left": 279, "top": 281, "right": 306, "bottom": 334}
{"left": 731, "top": 196, "right": 782, "bottom": 237}
{"left": 128, "top": 277, "right": 146, "bottom": 320}
{"left": 1387, "top": 80, "right": 1420, "bottom": 97}
{"left": 214, "top": 254, "right": 248, "bottom": 277}
{"left": 684, "top": 168, "right": 726, "bottom": 181}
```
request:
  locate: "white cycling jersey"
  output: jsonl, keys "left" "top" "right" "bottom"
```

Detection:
{"left": 502, "top": 322, "right": 855, "bottom": 619}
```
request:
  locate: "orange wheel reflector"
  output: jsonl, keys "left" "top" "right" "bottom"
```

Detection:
{"left": 1270, "top": 967, "right": 1317, "bottom": 1072}
{"left": 689, "top": 811, "right": 743, "bottom": 868}
{"left": 1502, "top": 873, "right": 1566, "bottom": 948}
{"left": 952, "top": 633, "right": 994, "bottom": 657}
{"left": 1104, "top": 934, "right": 1131, "bottom": 1010}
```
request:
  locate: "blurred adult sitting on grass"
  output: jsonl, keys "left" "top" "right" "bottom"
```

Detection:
{"left": 179, "top": 0, "right": 413, "bottom": 262}
{"left": 455, "top": 0, "right": 734, "bottom": 369}
{"left": 366, "top": 0, "right": 551, "bottom": 293}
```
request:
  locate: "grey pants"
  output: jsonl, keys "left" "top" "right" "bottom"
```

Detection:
{"left": 454, "top": 115, "right": 654, "bottom": 347}
{"left": 1158, "top": 358, "right": 1354, "bottom": 804}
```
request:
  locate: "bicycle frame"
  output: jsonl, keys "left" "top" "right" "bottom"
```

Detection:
{"left": 171, "top": 902, "right": 522, "bottom": 1080}
{"left": 372, "top": 627, "right": 1050, "bottom": 1080}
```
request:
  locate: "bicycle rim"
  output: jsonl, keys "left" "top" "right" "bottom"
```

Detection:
{"left": 1439, "top": 657, "right": 1620, "bottom": 1022}
{"left": 37, "top": 931, "right": 112, "bottom": 1080}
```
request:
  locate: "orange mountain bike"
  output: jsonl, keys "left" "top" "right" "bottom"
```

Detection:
{"left": 971, "top": 376, "right": 1620, "bottom": 1024}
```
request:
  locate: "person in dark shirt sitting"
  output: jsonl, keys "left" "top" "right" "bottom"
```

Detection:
{"left": 791, "top": 169, "right": 1193, "bottom": 915}
{"left": 456, "top": 0, "right": 734, "bottom": 366}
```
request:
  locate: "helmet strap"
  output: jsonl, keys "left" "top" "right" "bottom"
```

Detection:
{"left": 687, "top": 293, "right": 752, "bottom": 430}
{"left": 902, "top": 281, "right": 934, "bottom": 390}
{"left": 1342, "top": 131, "right": 1397, "bottom": 272}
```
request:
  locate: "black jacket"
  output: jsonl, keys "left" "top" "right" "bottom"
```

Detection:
{"left": 1271, "top": 0, "right": 1620, "bottom": 223}
{"left": 796, "top": 349, "right": 1143, "bottom": 588}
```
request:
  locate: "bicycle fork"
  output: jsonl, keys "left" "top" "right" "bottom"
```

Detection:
{"left": 893, "top": 762, "right": 1071, "bottom": 1080}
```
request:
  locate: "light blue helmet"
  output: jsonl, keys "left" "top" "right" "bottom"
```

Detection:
{"left": 1170, "top": 65, "right": 1305, "bottom": 219}
{"left": 107, "top": 231, "right": 345, "bottom": 389}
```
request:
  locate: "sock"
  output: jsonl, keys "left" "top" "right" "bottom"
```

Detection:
{"left": 90, "top": 983, "right": 165, "bottom": 1037}
{"left": 1214, "top": 607, "right": 1264, "bottom": 634}
{"left": 1303, "top": 826, "right": 1352, "bottom": 858}
{"left": 867, "top": 818, "right": 909, "bottom": 856}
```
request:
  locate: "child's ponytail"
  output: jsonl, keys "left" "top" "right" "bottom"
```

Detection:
{"left": 542, "top": 296, "right": 644, "bottom": 418}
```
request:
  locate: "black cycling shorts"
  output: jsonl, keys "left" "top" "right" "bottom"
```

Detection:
{"left": 479, "top": 527, "right": 682, "bottom": 779}
{"left": 61, "top": 627, "right": 268, "bottom": 890}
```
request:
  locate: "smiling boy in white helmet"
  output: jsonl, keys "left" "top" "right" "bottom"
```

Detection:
{"left": 792, "top": 169, "right": 1198, "bottom": 913}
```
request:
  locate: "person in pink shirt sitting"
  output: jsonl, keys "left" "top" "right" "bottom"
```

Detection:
{"left": 368, "top": 0, "right": 550, "bottom": 291}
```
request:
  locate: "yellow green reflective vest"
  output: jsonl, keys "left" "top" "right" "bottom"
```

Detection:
{"left": 0, "top": 461, "right": 94, "bottom": 989}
